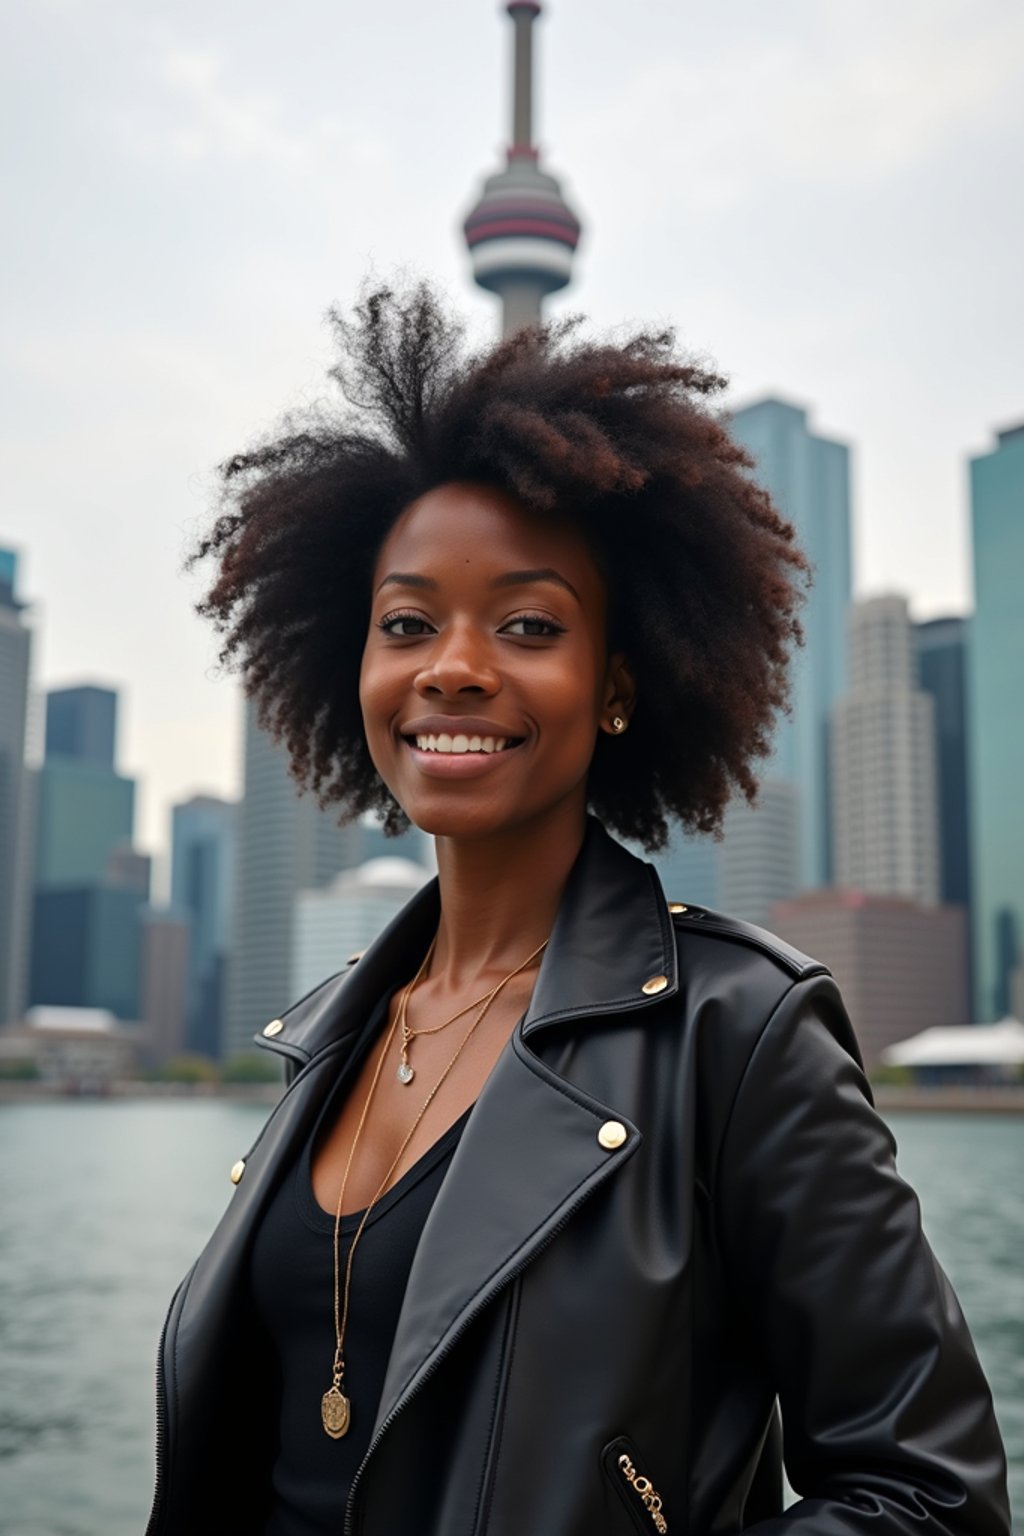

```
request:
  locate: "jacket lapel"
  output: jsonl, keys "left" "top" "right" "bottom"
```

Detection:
{"left": 371, "top": 819, "right": 677, "bottom": 1433}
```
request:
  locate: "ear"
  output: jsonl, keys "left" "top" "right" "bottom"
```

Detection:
{"left": 600, "top": 651, "right": 637, "bottom": 736}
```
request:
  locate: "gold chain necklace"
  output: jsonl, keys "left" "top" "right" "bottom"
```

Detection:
{"left": 395, "top": 935, "right": 520, "bottom": 1085}
{"left": 321, "top": 935, "right": 549, "bottom": 1439}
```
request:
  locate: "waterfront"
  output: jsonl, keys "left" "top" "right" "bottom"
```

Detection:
{"left": 0, "top": 1100, "right": 1020, "bottom": 1533}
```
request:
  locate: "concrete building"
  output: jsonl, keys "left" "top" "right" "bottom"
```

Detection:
{"left": 832, "top": 596, "right": 940, "bottom": 905}
{"left": 139, "top": 907, "right": 190, "bottom": 1066}
{"left": 171, "top": 794, "right": 237, "bottom": 1059}
{"left": 770, "top": 889, "right": 970, "bottom": 1070}
{"left": 0, "top": 548, "right": 34, "bottom": 1024}
{"left": 292, "top": 857, "right": 432, "bottom": 1002}
{"left": 729, "top": 398, "right": 852, "bottom": 895}
{"left": 0, "top": 1006, "right": 139, "bottom": 1090}
{"left": 463, "top": 1, "right": 581, "bottom": 335}
{"left": 968, "top": 422, "right": 1024, "bottom": 1019}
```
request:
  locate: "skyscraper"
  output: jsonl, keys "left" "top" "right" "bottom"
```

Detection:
{"left": 224, "top": 702, "right": 365, "bottom": 1060}
{"left": 719, "top": 780, "right": 801, "bottom": 927}
{"left": 171, "top": 794, "right": 237, "bottom": 1059}
{"left": 832, "top": 596, "right": 940, "bottom": 905}
{"left": 34, "top": 683, "right": 134, "bottom": 890}
{"left": 29, "top": 682, "right": 147, "bottom": 1019}
{"left": 968, "top": 421, "right": 1024, "bottom": 1019}
{"left": 45, "top": 685, "right": 116, "bottom": 767}
{"left": 915, "top": 617, "right": 972, "bottom": 911}
{"left": 0, "top": 548, "right": 34, "bottom": 1023}
{"left": 729, "top": 398, "right": 852, "bottom": 896}
{"left": 463, "top": 2, "right": 581, "bottom": 335}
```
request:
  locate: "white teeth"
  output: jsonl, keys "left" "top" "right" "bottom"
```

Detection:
{"left": 413, "top": 733, "right": 512, "bottom": 754}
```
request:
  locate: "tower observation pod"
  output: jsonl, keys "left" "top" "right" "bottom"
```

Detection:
{"left": 463, "top": 1, "right": 582, "bottom": 336}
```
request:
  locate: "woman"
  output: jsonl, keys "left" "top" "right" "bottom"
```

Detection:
{"left": 148, "top": 283, "right": 1010, "bottom": 1535}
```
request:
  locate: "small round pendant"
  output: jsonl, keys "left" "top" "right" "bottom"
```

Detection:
{"left": 321, "top": 1386, "right": 351, "bottom": 1438}
{"left": 396, "top": 1061, "right": 415, "bottom": 1085}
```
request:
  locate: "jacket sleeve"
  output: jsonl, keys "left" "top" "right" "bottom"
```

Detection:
{"left": 715, "top": 974, "right": 1011, "bottom": 1534}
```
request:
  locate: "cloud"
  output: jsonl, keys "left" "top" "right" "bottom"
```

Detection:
{"left": 567, "top": 0, "right": 1024, "bottom": 211}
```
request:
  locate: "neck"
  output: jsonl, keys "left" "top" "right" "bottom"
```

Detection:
{"left": 429, "top": 801, "right": 587, "bottom": 984}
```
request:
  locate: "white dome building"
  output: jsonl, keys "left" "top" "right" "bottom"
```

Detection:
{"left": 291, "top": 857, "right": 433, "bottom": 1001}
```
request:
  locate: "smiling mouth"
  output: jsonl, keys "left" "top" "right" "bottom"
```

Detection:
{"left": 405, "top": 733, "right": 524, "bottom": 755}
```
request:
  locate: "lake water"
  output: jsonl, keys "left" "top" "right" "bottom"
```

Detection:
{"left": 0, "top": 1100, "right": 1020, "bottom": 1533}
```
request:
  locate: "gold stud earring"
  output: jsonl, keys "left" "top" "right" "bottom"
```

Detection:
{"left": 611, "top": 715, "right": 627, "bottom": 734}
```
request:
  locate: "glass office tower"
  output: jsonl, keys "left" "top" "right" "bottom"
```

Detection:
{"left": 968, "top": 423, "right": 1024, "bottom": 1019}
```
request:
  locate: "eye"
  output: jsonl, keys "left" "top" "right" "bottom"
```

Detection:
{"left": 500, "top": 613, "right": 567, "bottom": 638}
{"left": 377, "top": 610, "right": 435, "bottom": 637}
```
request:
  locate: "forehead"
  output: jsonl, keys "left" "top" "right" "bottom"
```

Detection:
{"left": 373, "top": 482, "right": 605, "bottom": 597}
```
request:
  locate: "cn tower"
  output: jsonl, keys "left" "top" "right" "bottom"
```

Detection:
{"left": 463, "top": 2, "right": 582, "bottom": 336}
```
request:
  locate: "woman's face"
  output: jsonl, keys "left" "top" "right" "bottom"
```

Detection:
{"left": 359, "top": 481, "right": 632, "bottom": 843}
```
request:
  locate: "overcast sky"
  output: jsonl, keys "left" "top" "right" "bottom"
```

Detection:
{"left": 4, "top": 0, "right": 1022, "bottom": 877}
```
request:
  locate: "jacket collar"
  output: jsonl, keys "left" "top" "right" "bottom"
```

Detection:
{"left": 258, "top": 816, "right": 677, "bottom": 1066}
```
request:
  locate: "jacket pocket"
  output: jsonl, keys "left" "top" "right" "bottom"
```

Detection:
{"left": 601, "top": 1435, "right": 670, "bottom": 1536}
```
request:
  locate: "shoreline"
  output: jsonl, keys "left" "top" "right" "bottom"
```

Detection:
{"left": 1, "top": 1081, "right": 1022, "bottom": 1113}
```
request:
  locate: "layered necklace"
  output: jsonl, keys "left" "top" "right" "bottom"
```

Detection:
{"left": 321, "top": 933, "right": 549, "bottom": 1439}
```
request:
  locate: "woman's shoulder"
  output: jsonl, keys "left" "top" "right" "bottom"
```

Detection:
{"left": 662, "top": 897, "right": 862, "bottom": 1096}
{"left": 664, "top": 898, "right": 829, "bottom": 986}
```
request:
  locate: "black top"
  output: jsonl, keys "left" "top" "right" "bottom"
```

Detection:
{"left": 250, "top": 993, "right": 473, "bottom": 1536}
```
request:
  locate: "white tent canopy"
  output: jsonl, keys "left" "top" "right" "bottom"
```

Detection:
{"left": 881, "top": 1018, "right": 1024, "bottom": 1067}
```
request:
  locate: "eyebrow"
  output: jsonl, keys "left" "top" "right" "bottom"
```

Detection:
{"left": 375, "top": 568, "right": 580, "bottom": 600}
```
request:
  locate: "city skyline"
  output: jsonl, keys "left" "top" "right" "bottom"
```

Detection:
{"left": 4, "top": 0, "right": 1022, "bottom": 862}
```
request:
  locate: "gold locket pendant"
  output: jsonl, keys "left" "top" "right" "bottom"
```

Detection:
{"left": 321, "top": 1385, "right": 351, "bottom": 1438}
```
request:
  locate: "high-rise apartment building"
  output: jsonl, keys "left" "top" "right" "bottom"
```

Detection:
{"left": 0, "top": 548, "right": 34, "bottom": 1023}
{"left": 171, "top": 794, "right": 237, "bottom": 1059}
{"left": 832, "top": 596, "right": 939, "bottom": 905}
{"left": 968, "top": 422, "right": 1024, "bottom": 1018}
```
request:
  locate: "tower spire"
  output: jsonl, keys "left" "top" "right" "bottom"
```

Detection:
{"left": 463, "top": 2, "right": 582, "bottom": 336}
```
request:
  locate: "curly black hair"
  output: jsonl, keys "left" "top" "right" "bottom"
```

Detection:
{"left": 191, "top": 279, "right": 809, "bottom": 851}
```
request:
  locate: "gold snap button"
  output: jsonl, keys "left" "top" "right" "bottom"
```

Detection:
{"left": 229, "top": 1160, "right": 246, "bottom": 1185}
{"left": 641, "top": 974, "right": 668, "bottom": 995}
{"left": 668, "top": 902, "right": 688, "bottom": 914}
{"left": 598, "top": 1120, "right": 628, "bottom": 1150}
{"left": 263, "top": 1019, "right": 284, "bottom": 1037}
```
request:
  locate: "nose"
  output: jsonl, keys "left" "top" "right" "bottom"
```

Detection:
{"left": 413, "top": 620, "right": 501, "bottom": 698}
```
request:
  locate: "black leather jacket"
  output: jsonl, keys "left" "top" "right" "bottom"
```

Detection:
{"left": 147, "top": 819, "right": 1010, "bottom": 1535}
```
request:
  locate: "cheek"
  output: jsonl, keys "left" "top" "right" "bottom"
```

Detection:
{"left": 357, "top": 647, "right": 396, "bottom": 759}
